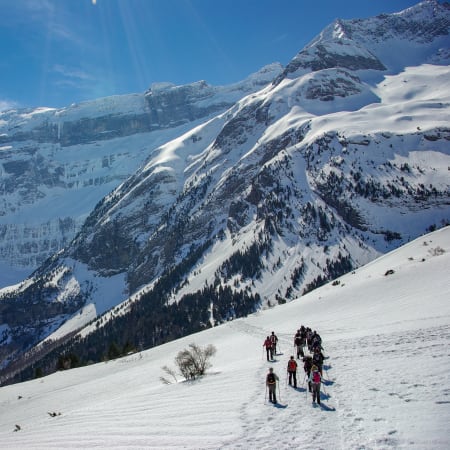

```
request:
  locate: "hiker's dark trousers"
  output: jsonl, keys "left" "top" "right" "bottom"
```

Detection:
{"left": 268, "top": 383, "right": 277, "bottom": 403}
{"left": 288, "top": 371, "right": 297, "bottom": 387}
{"left": 312, "top": 382, "right": 321, "bottom": 404}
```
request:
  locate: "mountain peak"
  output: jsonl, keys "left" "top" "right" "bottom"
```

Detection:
{"left": 274, "top": 0, "right": 450, "bottom": 85}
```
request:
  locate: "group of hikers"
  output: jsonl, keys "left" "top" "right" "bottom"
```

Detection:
{"left": 264, "top": 326, "right": 326, "bottom": 406}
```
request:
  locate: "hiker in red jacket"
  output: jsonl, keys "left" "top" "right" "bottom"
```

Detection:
{"left": 309, "top": 364, "right": 322, "bottom": 404}
{"left": 287, "top": 355, "right": 298, "bottom": 388}
{"left": 263, "top": 336, "right": 273, "bottom": 361}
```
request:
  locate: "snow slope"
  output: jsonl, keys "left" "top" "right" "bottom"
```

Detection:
{"left": 0, "top": 226, "right": 449, "bottom": 449}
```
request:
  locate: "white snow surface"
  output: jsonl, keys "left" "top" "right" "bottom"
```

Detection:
{"left": 0, "top": 226, "right": 449, "bottom": 449}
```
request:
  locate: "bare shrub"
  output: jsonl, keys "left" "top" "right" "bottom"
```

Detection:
{"left": 175, "top": 343, "right": 217, "bottom": 380}
{"left": 160, "top": 343, "right": 217, "bottom": 384}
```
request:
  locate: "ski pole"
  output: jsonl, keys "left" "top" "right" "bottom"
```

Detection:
{"left": 278, "top": 382, "right": 282, "bottom": 403}
{"left": 264, "top": 385, "right": 267, "bottom": 403}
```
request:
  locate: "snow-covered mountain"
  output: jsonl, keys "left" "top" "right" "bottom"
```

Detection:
{"left": 0, "top": 1, "right": 449, "bottom": 375}
{"left": 0, "top": 64, "right": 282, "bottom": 280}
{"left": 0, "top": 227, "right": 449, "bottom": 449}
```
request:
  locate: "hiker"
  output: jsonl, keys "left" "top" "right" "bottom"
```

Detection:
{"left": 309, "top": 364, "right": 322, "bottom": 404}
{"left": 270, "top": 331, "right": 279, "bottom": 355}
{"left": 263, "top": 336, "right": 273, "bottom": 361}
{"left": 303, "top": 355, "right": 313, "bottom": 392}
{"left": 266, "top": 367, "right": 279, "bottom": 403}
{"left": 311, "top": 331, "right": 323, "bottom": 351}
{"left": 287, "top": 355, "right": 298, "bottom": 388}
{"left": 312, "top": 347, "right": 325, "bottom": 374}
{"left": 294, "top": 330, "right": 304, "bottom": 359}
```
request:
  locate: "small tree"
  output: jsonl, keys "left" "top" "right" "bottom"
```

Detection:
{"left": 175, "top": 343, "right": 217, "bottom": 380}
{"left": 162, "top": 343, "right": 217, "bottom": 382}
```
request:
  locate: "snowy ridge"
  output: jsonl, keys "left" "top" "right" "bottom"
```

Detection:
{"left": 0, "top": 227, "right": 449, "bottom": 449}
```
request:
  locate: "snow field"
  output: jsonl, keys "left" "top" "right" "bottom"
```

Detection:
{"left": 0, "top": 227, "right": 449, "bottom": 449}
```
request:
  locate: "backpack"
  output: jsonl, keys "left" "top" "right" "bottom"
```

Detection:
{"left": 267, "top": 373, "right": 276, "bottom": 384}
{"left": 313, "top": 353, "right": 323, "bottom": 365}
{"left": 288, "top": 360, "right": 297, "bottom": 371}
{"left": 312, "top": 371, "right": 321, "bottom": 384}
{"left": 294, "top": 336, "right": 302, "bottom": 346}
{"left": 303, "top": 357, "right": 312, "bottom": 371}
{"left": 270, "top": 334, "right": 277, "bottom": 344}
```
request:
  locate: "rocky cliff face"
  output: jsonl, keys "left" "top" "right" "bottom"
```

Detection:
{"left": 0, "top": 1, "right": 449, "bottom": 375}
{"left": 0, "top": 64, "right": 282, "bottom": 277}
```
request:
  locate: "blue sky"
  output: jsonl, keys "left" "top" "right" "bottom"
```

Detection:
{"left": 0, "top": 0, "right": 424, "bottom": 110}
